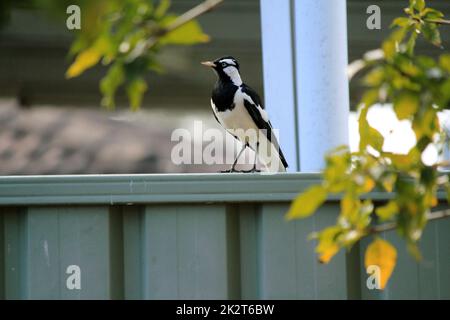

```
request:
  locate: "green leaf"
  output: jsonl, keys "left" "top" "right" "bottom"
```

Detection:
{"left": 393, "top": 92, "right": 420, "bottom": 120}
{"left": 382, "top": 28, "right": 407, "bottom": 59}
{"left": 160, "top": 18, "right": 210, "bottom": 45}
{"left": 439, "top": 54, "right": 450, "bottom": 73}
{"left": 386, "top": 149, "right": 420, "bottom": 170}
{"left": 286, "top": 185, "right": 328, "bottom": 220}
{"left": 364, "top": 67, "right": 384, "bottom": 86}
{"left": 361, "top": 89, "right": 379, "bottom": 108}
{"left": 422, "top": 8, "right": 444, "bottom": 19}
{"left": 422, "top": 22, "right": 442, "bottom": 47}
{"left": 359, "top": 104, "right": 384, "bottom": 152}
{"left": 100, "top": 62, "right": 125, "bottom": 109}
{"left": 413, "top": 0, "right": 425, "bottom": 12}
{"left": 376, "top": 201, "right": 398, "bottom": 221}
{"left": 406, "top": 31, "right": 418, "bottom": 56}
{"left": 412, "top": 109, "right": 439, "bottom": 139}
{"left": 323, "top": 146, "right": 351, "bottom": 193}
{"left": 391, "top": 17, "right": 410, "bottom": 28}
{"left": 126, "top": 78, "right": 148, "bottom": 111}
{"left": 155, "top": 0, "right": 171, "bottom": 18}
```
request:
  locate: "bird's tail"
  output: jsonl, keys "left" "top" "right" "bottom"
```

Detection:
{"left": 256, "top": 134, "right": 288, "bottom": 173}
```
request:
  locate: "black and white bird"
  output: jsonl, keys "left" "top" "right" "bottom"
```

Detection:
{"left": 202, "top": 56, "right": 288, "bottom": 172}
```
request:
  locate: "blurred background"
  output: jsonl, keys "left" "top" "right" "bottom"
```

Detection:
{"left": 0, "top": 0, "right": 449, "bottom": 174}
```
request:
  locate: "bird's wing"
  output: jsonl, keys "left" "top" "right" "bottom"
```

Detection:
{"left": 240, "top": 86, "right": 289, "bottom": 169}
{"left": 241, "top": 84, "right": 265, "bottom": 109}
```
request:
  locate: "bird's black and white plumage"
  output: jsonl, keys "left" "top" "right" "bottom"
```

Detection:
{"left": 202, "top": 56, "right": 288, "bottom": 172}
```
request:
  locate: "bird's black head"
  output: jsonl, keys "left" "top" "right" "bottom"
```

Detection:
{"left": 201, "top": 56, "right": 242, "bottom": 85}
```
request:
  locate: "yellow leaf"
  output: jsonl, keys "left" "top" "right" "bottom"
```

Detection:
{"left": 319, "top": 244, "right": 339, "bottom": 264}
{"left": 286, "top": 185, "right": 327, "bottom": 220}
{"left": 375, "top": 201, "right": 398, "bottom": 221}
{"left": 359, "top": 104, "right": 384, "bottom": 151}
{"left": 341, "top": 193, "right": 360, "bottom": 220}
{"left": 362, "top": 177, "right": 375, "bottom": 193}
{"left": 365, "top": 238, "right": 397, "bottom": 289}
{"left": 315, "top": 226, "right": 342, "bottom": 264}
{"left": 66, "top": 47, "right": 101, "bottom": 78}
{"left": 160, "top": 18, "right": 210, "bottom": 45}
{"left": 382, "top": 175, "right": 395, "bottom": 193}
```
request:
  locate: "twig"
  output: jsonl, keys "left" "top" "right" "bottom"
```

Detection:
{"left": 369, "top": 208, "right": 450, "bottom": 234}
{"left": 425, "top": 18, "right": 450, "bottom": 26}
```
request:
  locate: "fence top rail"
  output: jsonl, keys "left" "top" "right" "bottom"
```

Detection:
{"left": 0, "top": 173, "right": 443, "bottom": 206}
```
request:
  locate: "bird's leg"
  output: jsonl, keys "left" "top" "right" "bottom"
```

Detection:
{"left": 221, "top": 142, "right": 247, "bottom": 173}
{"left": 241, "top": 142, "right": 261, "bottom": 173}
{"left": 251, "top": 142, "right": 260, "bottom": 172}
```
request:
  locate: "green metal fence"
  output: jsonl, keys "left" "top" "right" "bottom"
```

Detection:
{"left": 0, "top": 173, "right": 448, "bottom": 299}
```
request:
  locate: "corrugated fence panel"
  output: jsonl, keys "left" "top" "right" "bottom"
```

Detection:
{"left": 2, "top": 207, "right": 27, "bottom": 299}
{"left": 140, "top": 204, "right": 237, "bottom": 299}
{"left": 0, "top": 174, "right": 448, "bottom": 299}
{"left": 257, "top": 203, "right": 347, "bottom": 299}
{"left": 0, "top": 206, "right": 124, "bottom": 299}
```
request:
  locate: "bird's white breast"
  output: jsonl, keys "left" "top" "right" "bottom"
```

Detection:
{"left": 211, "top": 89, "right": 258, "bottom": 144}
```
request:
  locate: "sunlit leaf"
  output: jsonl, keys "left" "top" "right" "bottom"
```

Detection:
{"left": 376, "top": 201, "right": 398, "bottom": 221}
{"left": 390, "top": 17, "right": 410, "bottom": 28}
{"left": 362, "top": 177, "right": 376, "bottom": 193}
{"left": 394, "top": 92, "right": 420, "bottom": 120}
{"left": 381, "top": 173, "right": 396, "bottom": 193}
{"left": 318, "top": 244, "right": 339, "bottom": 264}
{"left": 66, "top": 38, "right": 108, "bottom": 78}
{"left": 359, "top": 105, "right": 384, "bottom": 152}
{"left": 323, "top": 147, "right": 351, "bottom": 193}
{"left": 286, "top": 185, "right": 328, "bottom": 220}
{"left": 382, "top": 28, "right": 407, "bottom": 59}
{"left": 365, "top": 238, "right": 397, "bottom": 289}
{"left": 315, "top": 226, "right": 342, "bottom": 264}
{"left": 364, "top": 67, "right": 384, "bottom": 86}
{"left": 413, "top": 0, "right": 425, "bottom": 12}
{"left": 160, "top": 18, "right": 210, "bottom": 45}
{"left": 341, "top": 193, "right": 360, "bottom": 220}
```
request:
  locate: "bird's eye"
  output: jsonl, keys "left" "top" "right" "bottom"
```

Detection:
{"left": 221, "top": 62, "right": 227, "bottom": 67}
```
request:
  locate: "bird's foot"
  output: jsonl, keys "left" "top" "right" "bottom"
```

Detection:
{"left": 239, "top": 168, "right": 261, "bottom": 173}
{"left": 219, "top": 168, "right": 239, "bottom": 173}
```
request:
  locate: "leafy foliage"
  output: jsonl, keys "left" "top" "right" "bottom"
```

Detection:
{"left": 62, "top": 0, "right": 210, "bottom": 109}
{"left": 287, "top": 0, "right": 450, "bottom": 288}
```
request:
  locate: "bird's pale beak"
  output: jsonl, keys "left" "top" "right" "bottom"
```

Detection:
{"left": 201, "top": 61, "right": 216, "bottom": 68}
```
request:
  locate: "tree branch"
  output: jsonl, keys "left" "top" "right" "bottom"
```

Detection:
{"left": 425, "top": 18, "right": 450, "bottom": 26}
{"left": 369, "top": 208, "right": 450, "bottom": 234}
